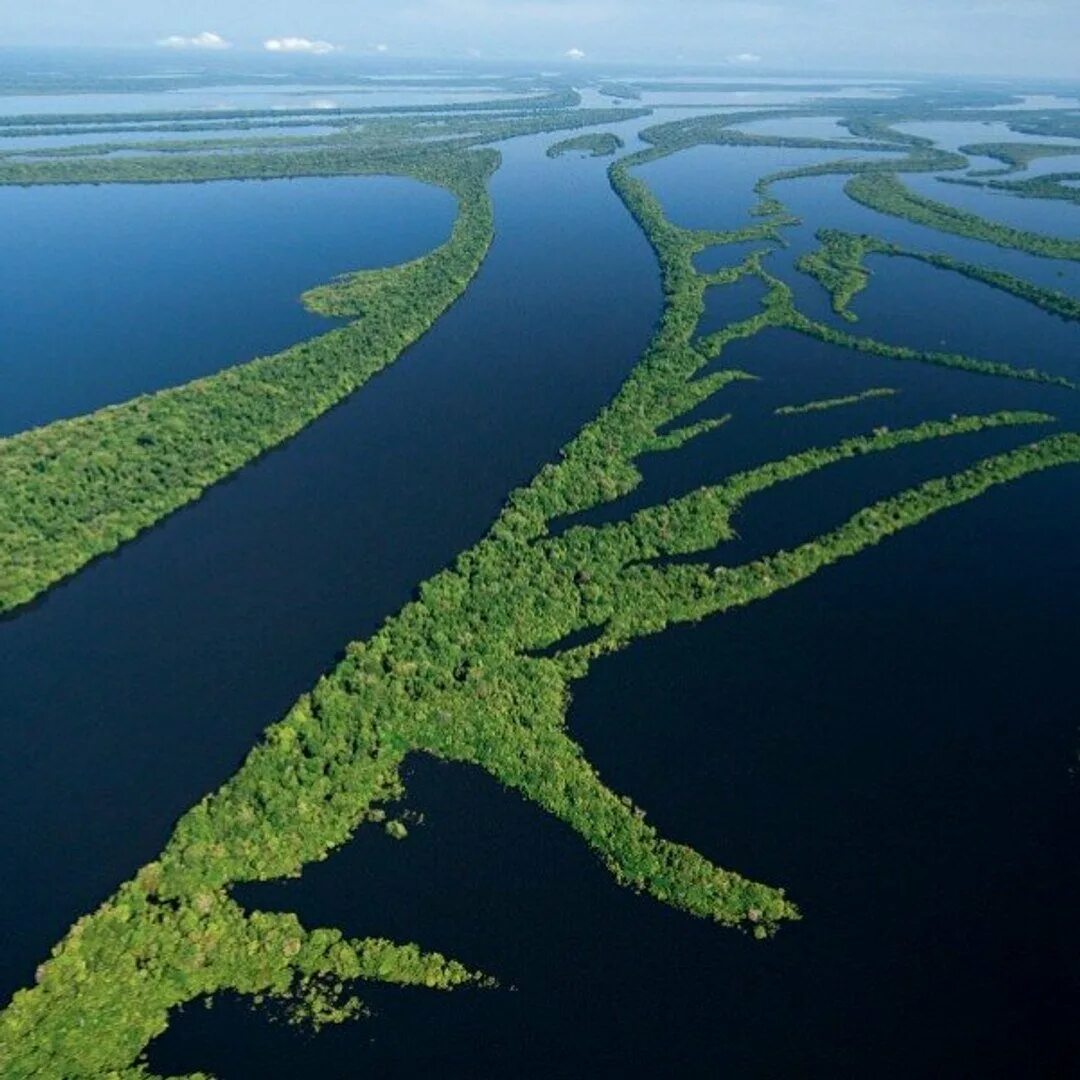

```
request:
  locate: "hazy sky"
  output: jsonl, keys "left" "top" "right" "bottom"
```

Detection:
{"left": 3, "top": 0, "right": 1079, "bottom": 78}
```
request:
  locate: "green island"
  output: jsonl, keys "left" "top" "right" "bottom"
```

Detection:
{"left": 0, "top": 104, "right": 646, "bottom": 185}
{"left": 547, "top": 132, "right": 625, "bottom": 158}
{"left": 619, "top": 122, "right": 1074, "bottom": 386}
{"left": 775, "top": 388, "right": 898, "bottom": 415}
{"left": 627, "top": 122, "right": 1072, "bottom": 390}
{"left": 3, "top": 96, "right": 1080, "bottom": 1077}
{"left": 0, "top": 144, "right": 495, "bottom": 615}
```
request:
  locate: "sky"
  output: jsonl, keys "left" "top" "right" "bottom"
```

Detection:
{"left": 2, "top": 0, "right": 1079, "bottom": 79}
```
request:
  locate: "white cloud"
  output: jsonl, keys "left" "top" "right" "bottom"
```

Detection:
{"left": 565, "top": 46, "right": 586, "bottom": 60}
{"left": 727, "top": 51, "right": 763, "bottom": 63}
{"left": 264, "top": 36, "right": 338, "bottom": 55}
{"left": 157, "top": 31, "right": 230, "bottom": 50}
{"left": 374, "top": 43, "right": 390, "bottom": 52}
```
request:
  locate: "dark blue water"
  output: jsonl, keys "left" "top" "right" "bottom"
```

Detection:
{"left": 849, "top": 255, "right": 1080, "bottom": 378}
{"left": 0, "top": 125, "right": 662, "bottom": 1006}
{"left": 697, "top": 274, "right": 768, "bottom": 335}
{"left": 693, "top": 239, "right": 774, "bottom": 273}
{"left": 557, "top": 326, "right": 1079, "bottom": 537}
{"left": 4, "top": 114, "right": 1080, "bottom": 1078}
{"left": 636, "top": 144, "right": 881, "bottom": 232}
{"left": 162, "top": 493, "right": 1080, "bottom": 1078}
{"left": 905, "top": 170, "right": 1080, "bottom": 239}
{"left": 0, "top": 176, "right": 455, "bottom": 434}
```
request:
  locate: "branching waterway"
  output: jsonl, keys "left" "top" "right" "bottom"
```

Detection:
{"left": 0, "top": 74, "right": 1078, "bottom": 1078}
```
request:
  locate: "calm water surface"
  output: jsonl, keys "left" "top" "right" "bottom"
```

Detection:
{"left": 904, "top": 171, "right": 1080, "bottom": 240}
{"left": 0, "top": 176, "right": 454, "bottom": 434}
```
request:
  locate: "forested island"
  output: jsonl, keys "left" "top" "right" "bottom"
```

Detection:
{"left": 547, "top": 132, "right": 624, "bottom": 157}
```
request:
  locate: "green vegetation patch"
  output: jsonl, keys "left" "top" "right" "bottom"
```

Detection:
{"left": 0, "top": 146, "right": 497, "bottom": 615}
{"left": 799, "top": 228, "right": 1080, "bottom": 324}
{"left": 598, "top": 82, "right": 643, "bottom": 101}
{"left": 547, "top": 132, "right": 624, "bottom": 158}
{"left": 845, "top": 171, "right": 1080, "bottom": 260}
{"left": 0, "top": 106, "right": 651, "bottom": 616}
{"left": 943, "top": 171, "right": 1080, "bottom": 208}
{"left": 0, "top": 88, "right": 585, "bottom": 139}
{"left": 775, "top": 388, "right": 898, "bottom": 415}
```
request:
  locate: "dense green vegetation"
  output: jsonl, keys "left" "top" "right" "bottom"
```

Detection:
{"left": 11, "top": 402, "right": 1068, "bottom": 1078}
{"left": 4, "top": 89, "right": 1080, "bottom": 1076}
{"left": 0, "top": 145, "right": 496, "bottom": 615}
{"left": 547, "top": 132, "right": 624, "bottom": 158}
{"left": 1002, "top": 171, "right": 1080, "bottom": 205}
{"left": 0, "top": 112, "right": 563, "bottom": 160}
{"left": 0, "top": 107, "right": 618, "bottom": 162}
{"left": 796, "top": 231, "right": 877, "bottom": 319}
{"left": 790, "top": 301, "right": 1073, "bottom": 388}
{"left": 775, "top": 388, "right": 897, "bottom": 415}
{"left": 662, "top": 222, "right": 1070, "bottom": 389}
{"left": 845, "top": 171, "right": 1080, "bottom": 259}
{"left": 638, "top": 109, "right": 899, "bottom": 157}
{"left": 1005, "top": 111, "right": 1080, "bottom": 141}
{"left": 0, "top": 95, "right": 639, "bottom": 147}
{"left": 0, "top": 136, "right": 485, "bottom": 187}
{"left": 6, "top": 170, "right": 1077, "bottom": 1080}
{"left": 799, "top": 228, "right": 1080, "bottom": 323}
{"left": 0, "top": 106, "right": 649, "bottom": 615}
